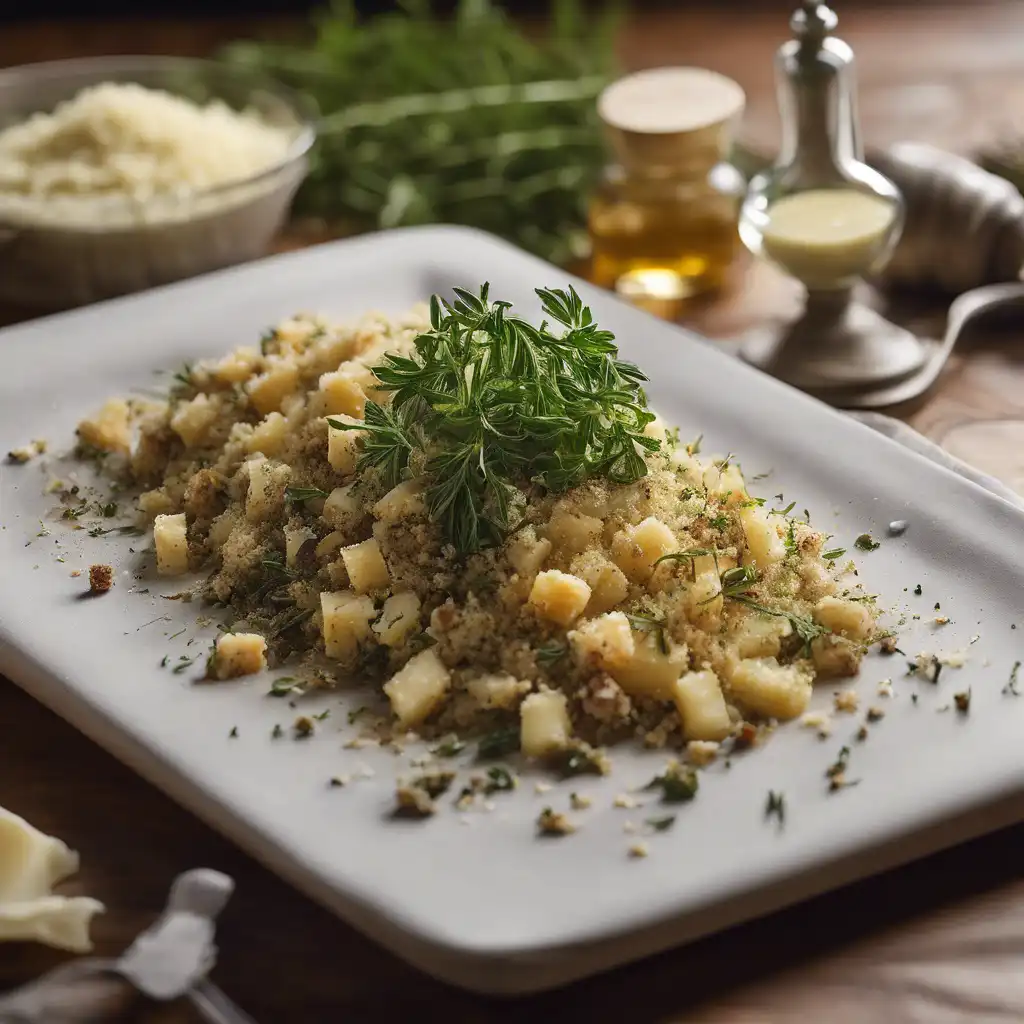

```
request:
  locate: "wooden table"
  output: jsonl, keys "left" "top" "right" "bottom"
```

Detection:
{"left": 3, "top": 5, "right": 1024, "bottom": 1022}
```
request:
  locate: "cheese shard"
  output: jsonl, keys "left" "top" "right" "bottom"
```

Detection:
{"left": 0, "top": 805, "right": 104, "bottom": 952}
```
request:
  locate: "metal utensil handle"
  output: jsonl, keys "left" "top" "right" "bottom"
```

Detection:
{"left": 188, "top": 979, "right": 260, "bottom": 1024}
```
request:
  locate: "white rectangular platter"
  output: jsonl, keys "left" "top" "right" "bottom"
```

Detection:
{"left": 1, "top": 226, "right": 1023, "bottom": 996}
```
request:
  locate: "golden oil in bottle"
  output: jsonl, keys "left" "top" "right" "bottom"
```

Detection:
{"left": 588, "top": 68, "right": 747, "bottom": 320}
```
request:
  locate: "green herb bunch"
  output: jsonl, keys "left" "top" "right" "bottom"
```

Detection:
{"left": 332, "top": 282, "right": 659, "bottom": 554}
{"left": 220, "top": 0, "right": 619, "bottom": 264}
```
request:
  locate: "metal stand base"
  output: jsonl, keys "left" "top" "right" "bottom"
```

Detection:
{"left": 739, "top": 288, "right": 931, "bottom": 398}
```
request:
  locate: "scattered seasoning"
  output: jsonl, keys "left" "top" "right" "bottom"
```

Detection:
{"left": 934, "top": 602, "right": 941, "bottom": 611}
{"left": 911, "top": 693, "right": 919, "bottom": 705}
{"left": 866, "top": 706, "right": 885, "bottom": 722}
{"left": 887, "top": 520, "right": 908, "bottom": 536}
{"left": 879, "top": 635, "right": 901, "bottom": 655}
{"left": 953, "top": 689, "right": 971, "bottom": 714}
{"left": 171, "top": 656, "right": 197, "bottom": 675}
{"left": 855, "top": 725, "right": 869, "bottom": 742}
{"left": 645, "top": 761, "right": 699, "bottom": 803}
{"left": 854, "top": 533, "right": 880, "bottom": 552}
{"left": 550, "top": 741, "right": 609, "bottom": 778}
{"left": 570, "top": 792, "right": 593, "bottom": 810}
{"left": 293, "top": 715, "right": 315, "bottom": 739}
{"left": 409, "top": 771, "right": 455, "bottom": 799}
{"left": 645, "top": 814, "right": 676, "bottom": 832}
{"left": 483, "top": 766, "right": 517, "bottom": 794}
{"left": 271, "top": 724, "right": 284, "bottom": 738}
{"left": 347, "top": 705, "right": 368, "bottom": 725}
{"left": 914, "top": 584, "right": 923, "bottom": 596}
{"left": 765, "top": 790, "right": 786, "bottom": 826}
{"left": 432, "top": 737, "right": 466, "bottom": 758}
{"left": 1003, "top": 661, "right": 1022, "bottom": 697}
{"left": 228, "top": 726, "right": 239, "bottom": 738}
{"left": 395, "top": 785, "right": 437, "bottom": 818}
{"left": 268, "top": 677, "right": 303, "bottom": 697}
{"left": 313, "top": 709, "right": 331, "bottom": 722}
{"left": 329, "top": 776, "right": 347, "bottom": 788}
{"left": 477, "top": 726, "right": 519, "bottom": 760}
{"left": 537, "top": 808, "right": 575, "bottom": 836}
{"left": 908, "top": 653, "right": 942, "bottom": 684}
{"left": 628, "top": 842, "right": 649, "bottom": 859}
{"left": 87, "top": 563, "right": 113, "bottom": 594}
{"left": 160, "top": 655, "right": 169, "bottom": 668}
{"left": 825, "top": 746, "right": 858, "bottom": 792}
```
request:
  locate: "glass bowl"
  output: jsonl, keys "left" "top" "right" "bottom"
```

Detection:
{"left": 0, "top": 55, "right": 316, "bottom": 311}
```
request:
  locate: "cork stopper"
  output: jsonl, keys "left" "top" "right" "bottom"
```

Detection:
{"left": 597, "top": 67, "right": 746, "bottom": 174}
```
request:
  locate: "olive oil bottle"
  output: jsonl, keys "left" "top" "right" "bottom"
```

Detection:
{"left": 588, "top": 67, "right": 747, "bottom": 319}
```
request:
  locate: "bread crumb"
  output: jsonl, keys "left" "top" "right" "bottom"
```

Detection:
{"left": 569, "top": 792, "right": 592, "bottom": 810}
{"left": 877, "top": 679, "right": 893, "bottom": 698}
{"left": 685, "top": 739, "right": 720, "bottom": 766}
{"left": 613, "top": 793, "right": 638, "bottom": 809}
{"left": 88, "top": 563, "right": 113, "bottom": 594}
{"left": 628, "top": 842, "right": 649, "bottom": 859}
{"left": 833, "top": 689, "right": 859, "bottom": 713}
{"left": 799, "top": 710, "right": 832, "bottom": 737}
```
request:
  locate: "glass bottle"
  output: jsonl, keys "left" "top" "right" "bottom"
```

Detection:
{"left": 588, "top": 67, "right": 747, "bottom": 320}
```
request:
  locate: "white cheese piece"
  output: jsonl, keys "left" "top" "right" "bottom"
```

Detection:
{"left": 0, "top": 805, "right": 104, "bottom": 952}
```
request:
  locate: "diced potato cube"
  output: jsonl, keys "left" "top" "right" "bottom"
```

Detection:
{"left": 569, "top": 611, "right": 635, "bottom": 670}
{"left": 285, "top": 525, "right": 316, "bottom": 568}
{"left": 520, "top": 690, "right": 572, "bottom": 757}
{"left": 704, "top": 462, "right": 746, "bottom": 501}
{"left": 247, "top": 412, "right": 288, "bottom": 456}
{"left": 340, "top": 538, "right": 390, "bottom": 594}
{"left": 569, "top": 551, "right": 629, "bottom": 615}
{"left": 327, "top": 415, "right": 361, "bottom": 474}
{"left": 467, "top": 672, "right": 531, "bottom": 710}
{"left": 547, "top": 511, "right": 603, "bottom": 555}
{"left": 529, "top": 570, "right": 591, "bottom": 627}
{"left": 246, "top": 459, "right": 290, "bottom": 522}
{"left": 732, "top": 612, "right": 793, "bottom": 658}
{"left": 669, "top": 449, "right": 705, "bottom": 487}
{"left": 728, "top": 657, "right": 813, "bottom": 720}
{"left": 679, "top": 570, "right": 723, "bottom": 629}
{"left": 247, "top": 361, "right": 299, "bottom": 415}
{"left": 384, "top": 648, "right": 451, "bottom": 727}
{"left": 210, "top": 346, "right": 260, "bottom": 384}
{"left": 507, "top": 529, "right": 552, "bottom": 579}
{"left": 671, "top": 670, "right": 733, "bottom": 741}
{"left": 77, "top": 398, "right": 131, "bottom": 455}
{"left": 811, "top": 636, "right": 861, "bottom": 678}
{"left": 691, "top": 552, "right": 736, "bottom": 577}
{"left": 320, "top": 590, "right": 376, "bottom": 665}
{"left": 170, "top": 393, "right": 218, "bottom": 447}
{"left": 318, "top": 370, "right": 366, "bottom": 419}
{"left": 610, "top": 516, "right": 677, "bottom": 583}
{"left": 315, "top": 530, "right": 346, "bottom": 559}
{"left": 813, "top": 596, "right": 873, "bottom": 641}
{"left": 154, "top": 513, "right": 189, "bottom": 576}
{"left": 609, "top": 632, "right": 689, "bottom": 699}
{"left": 373, "top": 480, "right": 425, "bottom": 522}
{"left": 322, "top": 484, "right": 361, "bottom": 528}
{"left": 207, "top": 510, "right": 237, "bottom": 551}
{"left": 740, "top": 506, "right": 786, "bottom": 570}
{"left": 138, "top": 488, "right": 176, "bottom": 520}
{"left": 213, "top": 632, "right": 267, "bottom": 680}
{"left": 372, "top": 591, "right": 421, "bottom": 647}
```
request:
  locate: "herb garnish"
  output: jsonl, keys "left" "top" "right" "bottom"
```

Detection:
{"left": 854, "top": 533, "right": 880, "bottom": 551}
{"left": 268, "top": 677, "right": 303, "bottom": 697}
{"left": 770, "top": 501, "right": 796, "bottom": 517}
{"left": 625, "top": 612, "right": 669, "bottom": 654}
{"left": 284, "top": 486, "right": 330, "bottom": 504}
{"left": 340, "top": 285, "right": 659, "bottom": 554}
{"left": 551, "top": 742, "right": 607, "bottom": 778}
{"left": 765, "top": 790, "right": 786, "bottom": 826}
{"left": 728, "top": 595, "right": 830, "bottom": 655}
{"left": 822, "top": 547, "right": 846, "bottom": 561}
{"left": 477, "top": 726, "right": 520, "bottom": 760}
{"left": 654, "top": 548, "right": 716, "bottom": 579}
{"left": 433, "top": 737, "right": 466, "bottom": 758}
{"left": 534, "top": 641, "right": 567, "bottom": 666}
{"left": 483, "top": 766, "right": 516, "bottom": 794}
{"left": 645, "top": 815, "right": 676, "bottom": 832}
{"left": 645, "top": 762, "right": 699, "bottom": 803}
{"left": 1004, "top": 661, "right": 1022, "bottom": 697}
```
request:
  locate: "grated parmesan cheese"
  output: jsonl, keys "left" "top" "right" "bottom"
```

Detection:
{"left": 0, "top": 82, "right": 294, "bottom": 227}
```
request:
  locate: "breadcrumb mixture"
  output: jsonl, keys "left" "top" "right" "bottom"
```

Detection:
{"left": 74, "top": 304, "right": 881, "bottom": 764}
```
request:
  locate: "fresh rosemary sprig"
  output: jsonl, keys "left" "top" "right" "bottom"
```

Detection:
{"left": 345, "top": 283, "right": 659, "bottom": 554}
{"left": 220, "top": 0, "right": 619, "bottom": 265}
{"left": 729, "top": 594, "right": 831, "bottom": 655}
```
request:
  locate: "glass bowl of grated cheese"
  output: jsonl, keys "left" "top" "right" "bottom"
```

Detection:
{"left": 0, "top": 55, "right": 316, "bottom": 311}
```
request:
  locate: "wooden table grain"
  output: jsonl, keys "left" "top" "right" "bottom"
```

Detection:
{"left": 3, "top": 6, "right": 1024, "bottom": 1022}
